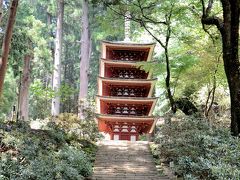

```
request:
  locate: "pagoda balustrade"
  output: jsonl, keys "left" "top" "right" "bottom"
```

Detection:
{"left": 109, "top": 86, "right": 148, "bottom": 97}
{"left": 110, "top": 124, "right": 138, "bottom": 133}
{"left": 107, "top": 49, "right": 148, "bottom": 61}
{"left": 110, "top": 67, "right": 148, "bottom": 79}
{"left": 106, "top": 103, "right": 149, "bottom": 116}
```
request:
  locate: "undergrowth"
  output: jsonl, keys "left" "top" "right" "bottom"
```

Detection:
{"left": 151, "top": 117, "right": 240, "bottom": 179}
{"left": 0, "top": 113, "right": 100, "bottom": 180}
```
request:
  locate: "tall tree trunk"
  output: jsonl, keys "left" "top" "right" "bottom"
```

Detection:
{"left": 47, "top": 12, "right": 55, "bottom": 62}
{"left": 46, "top": 11, "right": 54, "bottom": 112}
{"left": 222, "top": 0, "right": 240, "bottom": 136}
{"left": 0, "top": 0, "right": 3, "bottom": 25}
{"left": 78, "top": 0, "right": 91, "bottom": 118}
{"left": 164, "top": 47, "right": 176, "bottom": 113}
{"left": 19, "top": 55, "right": 31, "bottom": 121}
{"left": 0, "top": 0, "right": 19, "bottom": 97}
{"left": 51, "top": 0, "right": 64, "bottom": 116}
{"left": 202, "top": 0, "right": 240, "bottom": 135}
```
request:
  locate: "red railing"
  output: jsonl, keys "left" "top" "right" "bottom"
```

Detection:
{"left": 106, "top": 103, "right": 149, "bottom": 116}
{"left": 110, "top": 67, "right": 148, "bottom": 79}
{"left": 109, "top": 86, "right": 148, "bottom": 97}
{"left": 108, "top": 50, "right": 148, "bottom": 61}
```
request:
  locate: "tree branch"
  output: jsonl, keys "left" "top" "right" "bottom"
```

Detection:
{"left": 106, "top": 2, "right": 166, "bottom": 25}
{"left": 136, "top": 0, "right": 167, "bottom": 25}
{"left": 201, "top": 0, "right": 224, "bottom": 33}
{"left": 165, "top": 3, "right": 174, "bottom": 47}
{"left": 141, "top": 22, "right": 165, "bottom": 48}
{"left": 206, "top": 0, "right": 214, "bottom": 16}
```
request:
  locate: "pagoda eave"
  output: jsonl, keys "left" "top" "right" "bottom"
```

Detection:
{"left": 98, "top": 77, "right": 156, "bottom": 97}
{"left": 96, "top": 96, "right": 157, "bottom": 117}
{"left": 98, "top": 76, "right": 157, "bottom": 82}
{"left": 96, "top": 113, "right": 155, "bottom": 120}
{"left": 98, "top": 77, "right": 157, "bottom": 91}
{"left": 96, "top": 95, "right": 158, "bottom": 101}
{"left": 99, "top": 59, "right": 154, "bottom": 79}
{"left": 101, "top": 41, "right": 155, "bottom": 62}
{"left": 100, "top": 58, "right": 158, "bottom": 64}
{"left": 96, "top": 95, "right": 158, "bottom": 109}
{"left": 96, "top": 115, "right": 156, "bottom": 134}
{"left": 101, "top": 40, "right": 156, "bottom": 47}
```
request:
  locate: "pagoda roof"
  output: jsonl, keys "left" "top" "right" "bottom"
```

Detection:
{"left": 101, "top": 40, "right": 155, "bottom": 62}
{"left": 100, "top": 58, "right": 156, "bottom": 64}
{"left": 102, "top": 40, "right": 156, "bottom": 47}
{"left": 96, "top": 95, "right": 158, "bottom": 101}
{"left": 101, "top": 58, "right": 147, "bottom": 64}
{"left": 98, "top": 76, "right": 157, "bottom": 83}
{"left": 99, "top": 60, "right": 154, "bottom": 79}
{"left": 96, "top": 95, "right": 157, "bottom": 116}
{"left": 96, "top": 114, "right": 157, "bottom": 134}
{"left": 98, "top": 77, "right": 156, "bottom": 98}
{"left": 96, "top": 113, "right": 155, "bottom": 121}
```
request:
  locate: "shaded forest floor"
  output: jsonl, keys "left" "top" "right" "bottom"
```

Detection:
{"left": 1, "top": 115, "right": 240, "bottom": 180}
{"left": 0, "top": 120, "right": 98, "bottom": 180}
{"left": 151, "top": 116, "right": 240, "bottom": 179}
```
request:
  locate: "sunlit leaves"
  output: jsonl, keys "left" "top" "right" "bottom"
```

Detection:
{"left": 31, "top": 80, "right": 77, "bottom": 102}
{"left": 0, "top": 69, "right": 17, "bottom": 120}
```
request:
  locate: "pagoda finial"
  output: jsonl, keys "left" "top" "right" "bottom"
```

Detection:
{"left": 124, "top": 11, "right": 131, "bottom": 42}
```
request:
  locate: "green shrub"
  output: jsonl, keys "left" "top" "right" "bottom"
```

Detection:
{"left": 54, "top": 112, "right": 102, "bottom": 142}
{"left": 0, "top": 120, "right": 96, "bottom": 180}
{"left": 153, "top": 117, "right": 240, "bottom": 179}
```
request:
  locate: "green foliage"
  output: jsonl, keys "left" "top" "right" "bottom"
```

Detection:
{"left": 2, "top": 0, "right": 228, "bottom": 120}
{"left": 0, "top": 69, "right": 17, "bottom": 121}
{"left": 0, "top": 120, "right": 97, "bottom": 180}
{"left": 60, "top": 84, "right": 78, "bottom": 102}
{"left": 30, "top": 80, "right": 76, "bottom": 101}
{"left": 29, "top": 80, "right": 52, "bottom": 119}
{"left": 54, "top": 112, "right": 102, "bottom": 142}
{"left": 93, "top": 4, "right": 124, "bottom": 41}
{"left": 30, "top": 80, "right": 55, "bottom": 99}
{"left": 152, "top": 117, "right": 240, "bottom": 179}
{"left": 29, "top": 80, "right": 78, "bottom": 119}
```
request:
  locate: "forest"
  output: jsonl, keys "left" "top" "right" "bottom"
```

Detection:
{"left": 0, "top": 0, "right": 239, "bottom": 179}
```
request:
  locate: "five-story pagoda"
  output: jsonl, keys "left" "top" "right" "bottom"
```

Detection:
{"left": 96, "top": 40, "right": 157, "bottom": 141}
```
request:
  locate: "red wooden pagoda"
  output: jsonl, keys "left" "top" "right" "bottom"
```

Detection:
{"left": 96, "top": 40, "right": 157, "bottom": 141}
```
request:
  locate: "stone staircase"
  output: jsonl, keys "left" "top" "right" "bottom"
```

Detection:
{"left": 90, "top": 140, "right": 170, "bottom": 180}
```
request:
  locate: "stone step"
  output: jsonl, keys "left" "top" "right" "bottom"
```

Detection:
{"left": 95, "top": 159, "right": 154, "bottom": 162}
{"left": 93, "top": 172, "right": 159, "bottom": 175}
{"left": 94, "top": 166, "right": 156, "bottom": 170}
{"left": 92, "top": 177, "right": 163, "bottom": 180}
{"left": 92, "top": 174, "right": 169, "bottom": 177}
{"left": 91, "top": 140, "right": 170, "bottom": 180}
{"left": 93, "top": 172, "right": 158, "bottom": 174}
{"left": 97, "top": 149, "right": 150, "bottom": 151}
{"left": 91, "top": 176, "right": 170, "bottom": 180}
{"left": 94, "top": 164, "right": 156, "bottom": 168}
{"left": 94, "top": 166, "right": 156, "bottom": 169}
{"left": 95, "top": 160, "right": 152, "bottom": 162}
